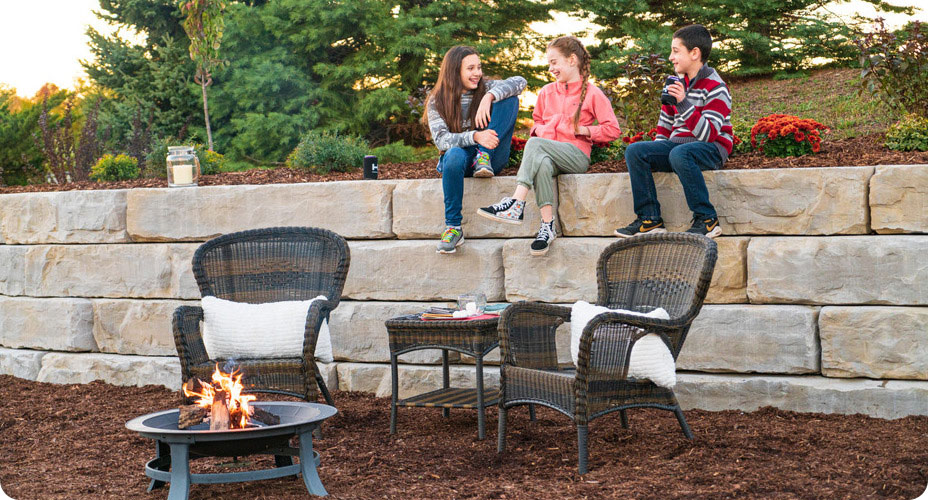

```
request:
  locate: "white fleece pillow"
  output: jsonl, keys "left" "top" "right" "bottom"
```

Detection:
{"left": 201, "top": 295, "right": 333, "bottom": 362}
{"left": 569, "top": 301, "right": 676, "bottom": 388}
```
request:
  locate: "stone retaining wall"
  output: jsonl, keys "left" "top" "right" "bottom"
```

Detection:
{"left": 1, "top": 164, "right": 926, "bottom": 419}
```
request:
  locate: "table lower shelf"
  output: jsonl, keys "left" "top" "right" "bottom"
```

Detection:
{"left": 397, "top": 387, "right": 499, "bottom": 409}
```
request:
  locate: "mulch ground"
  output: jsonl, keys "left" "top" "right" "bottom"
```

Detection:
{"left": 1, "top": 134, "right": 926, "bottom": 195}
{"left": 0, "top": 375, "right": 926, "bottom": 499}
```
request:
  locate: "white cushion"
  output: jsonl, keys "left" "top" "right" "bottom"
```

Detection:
{"left": 201, "top": 295, "right": 333, "bottom": 362}
{"left": 569, "top": 301, "right": 675, "bottom": 388}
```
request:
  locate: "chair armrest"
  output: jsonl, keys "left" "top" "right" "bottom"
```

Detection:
{"left": 173, "top": 305, "right": 207, "bottom": 381}
{"left": 498, "top": 301, "right": 570, "bottom": 370}
{"left": 301, "top": 298, "right": 338, "bottom": 361}
{"left": 576, "top": 312, "right": 676, "bottom": 382}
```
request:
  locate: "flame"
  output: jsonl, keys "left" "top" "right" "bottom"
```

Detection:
{"left": 183, "top": 364, "right": 257, "bottom": 429}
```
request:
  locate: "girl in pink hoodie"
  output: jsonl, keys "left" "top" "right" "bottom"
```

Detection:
{"left": 477, "top": 36, "right": 620, "bottom": 256}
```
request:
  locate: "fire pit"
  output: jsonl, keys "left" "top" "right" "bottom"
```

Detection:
{"left": 126, "top": 401, "right": 336, "bottom": 499}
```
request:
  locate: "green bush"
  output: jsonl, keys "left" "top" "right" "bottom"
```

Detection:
{"left": 600, "top": 54, "right": 672, "bottom": 133}
{"left": 286, "top": 131, "right": 368, "bottom": 174}
{"left": 371, "top": 141, "right": 417, "bottom": 163}
{"left": 885, "top": 114, "right": 928, "bottom": 152}
{"left": 856, "top": 21, "right": 928, "bottom": 119}
{"left": 730, "top": 118, "right": 754, "bottom": 156}
{"left": 196, "top": 147, "right": 226, "bottom": 175}
{"left": 90, "top": 154, "right": 140, "bottom": 182}
{"left": 590, "top": 142, "right": 623, "bottom": 164}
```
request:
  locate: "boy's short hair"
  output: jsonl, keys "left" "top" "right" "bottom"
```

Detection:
{"left": 673, "top": 24, "right": 712, "bottom": 62}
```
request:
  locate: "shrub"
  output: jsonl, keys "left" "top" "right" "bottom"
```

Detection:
{"left": 856, "top": 20, "right": 928, "bottom": 119}
{"left": 371, "top": 141, "right": 418, "bottom": 163}
{"left": 750, "top": 114, "right": 829, "bottom": 157}
{"left": 884, "top": 114, "right": 928, "bottom": 152}
{"left": 90, "top": 154, "right": 140, "bottom": 182}
{"left": 600, "top": 54, "right": 672, "bottom": 133}
{"left": 508, "top": 136, "right": 527, "bottom": 169}
{"left": 286, "top": 131, "right": 368, "bottom": 174}
{"left": 195, "top": 147, "right": 226, "bottom": 175}
{"left": 730, "top": 118, "right": 754, "bottom": 157}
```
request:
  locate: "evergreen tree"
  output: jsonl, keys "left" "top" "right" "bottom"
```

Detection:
{"left": 565, "top": 0, "right": 915, "bottom": 78}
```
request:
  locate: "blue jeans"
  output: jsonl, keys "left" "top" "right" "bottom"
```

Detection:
{"left": 439, "top": 96, "right": 519, "bottom": 227}
{"left": 625, "top": 140, "right": 723, "bottom": 220}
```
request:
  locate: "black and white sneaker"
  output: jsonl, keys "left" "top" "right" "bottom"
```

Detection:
{"left": 530, "top": 220, "right": 556, "bottom": 256}
{"left": 614, "top": 217, "right": 668, "bottom": 238}
{"left": 477, "top": 197, "right": 525, "bottom": 225}
{"left": 685, "top": 216, "right": 722, "bottom": 239}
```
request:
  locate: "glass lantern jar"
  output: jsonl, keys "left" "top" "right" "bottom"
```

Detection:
{"left": 166, "top": 146, "right": 200, "bottom": 187}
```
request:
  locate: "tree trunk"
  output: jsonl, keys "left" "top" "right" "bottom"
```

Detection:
{"left": 200, "top": 76, "right": 214, "bottom": 151}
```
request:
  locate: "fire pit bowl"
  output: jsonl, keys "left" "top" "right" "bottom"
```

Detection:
{"left": 126, "top": 401, "right": 337, "bottom": 499}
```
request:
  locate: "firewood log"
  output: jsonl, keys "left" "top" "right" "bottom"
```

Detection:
{"left": 178, "top": 405, "right": 207, "bottom": 430}
{"left": 210, "top": 390, "right": 231, "bottom": 431}
{"left": 250, "top": 406, "right": 280, "bottom": 426}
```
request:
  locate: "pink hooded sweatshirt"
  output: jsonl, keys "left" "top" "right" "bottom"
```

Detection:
{"left": 529, "top": 80, "right": 621, "bottom": 157}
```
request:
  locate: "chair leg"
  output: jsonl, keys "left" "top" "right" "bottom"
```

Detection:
{"left": 577, "top": 424, "right": 589, "bottom": 475}
{"left": 528, "top": 404, "right": 536, "bottom": 422}
{"left": 497, "top": 406, "right": 507, "bottom": 453}
{"left": 316, "top": 371, "right": 335, "bottom": 407}
{"left": 619, "top": 409, "right": 628, "bottom": 429}
{"left": 674, "top": 406, "right": 694, "bottom": 439}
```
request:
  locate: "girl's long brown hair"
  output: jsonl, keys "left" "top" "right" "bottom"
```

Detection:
{"left": 548, "top": 36, "right": 591, "bottom": 133}
{"left": 421, "top": 46, "right": 488, "bottom": 133}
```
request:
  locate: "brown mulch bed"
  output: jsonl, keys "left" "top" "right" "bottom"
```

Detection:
{"left": 2, "top": 134, "right": 926, "bottom": 195}
{"left": 0, "top": 375, "right": 926, "bottom": 499}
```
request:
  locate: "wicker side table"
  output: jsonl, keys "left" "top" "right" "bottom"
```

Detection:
{"left": 385, "top": 314, "right": 500, "bottom": 440}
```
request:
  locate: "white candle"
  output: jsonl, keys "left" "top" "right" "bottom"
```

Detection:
{"left": 172, "top": 164, "right": 194, "bottom": 185}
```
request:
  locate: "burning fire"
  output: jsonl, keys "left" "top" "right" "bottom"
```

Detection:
{"left": 183, "top": 364, "right": 257, "bottom": 429}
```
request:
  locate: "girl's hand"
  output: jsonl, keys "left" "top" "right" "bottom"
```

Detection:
{"left": 474, "top": 129, "right": 499, "bottom": 149}
{"left": 575, "top": 125, "right": 591, "bottom": 136}
{"left": 475, "top": 94, "right": 495, "bottom": 129}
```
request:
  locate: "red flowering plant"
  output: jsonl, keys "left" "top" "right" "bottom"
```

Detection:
{"left": 508, "top": 136, "right": 527, "bottom": 168}
{"left": 750, "top": 114, "right": 829, "bottom": 157}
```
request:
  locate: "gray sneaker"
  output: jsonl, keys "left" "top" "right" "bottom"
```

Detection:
{"left": 436, "top": 227, "right": 464, "bottom": 254}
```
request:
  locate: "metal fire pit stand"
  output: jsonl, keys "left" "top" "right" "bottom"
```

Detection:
{"left": 126, "top": 402, "right": 336, "bottom": 499}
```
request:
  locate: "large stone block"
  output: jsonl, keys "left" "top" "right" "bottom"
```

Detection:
{"left": 677, "top": 305, "right": 819, "bottom": 374}
{"left": 330, "top": 301, "right": 458, "bottom": 364}
{"left": 747, "top": 236, "right": 928, "bottom": 305}
{"left": 336, "top": 362, "right": 499, "bottom": 399}
{"left": 0, "top": 297, "right": 96, "bottom": 351}
{"left": 870, "top": 165, "right": 928, "bottom": 234}
{"left": 0, "top": 190, "right": 129, "bottom": 244}
{"left": 391, "top": 177, "right": 557, "bottom": 239}
{"left": 0, "top": 245, "right": 27, "bottom": 295}
{"left": 18, "top": 244, "right": 200, "bottom": 299}
{"left": 344, "top": 240, "right": 505, "bottom": 301}
{"left": 126, "top": 182, "right": 395, "bottom": 241}
{"left": 557, "top": 167, "right": 871, "bottom": 236}
{"left": 820, "top": 306, "right": 928, "bottom": 380}
{"left": 37, "top": 352, "right": 181, "bottom": 390}
{"left": 92, "top": 299, "right": 196, "bottom": 356}
{"left": 504, "top": 237, "right": 746, "bottom": 304}
{"left": 0, "top": 347, "right": 46, "bottom": 380}
{"left": 676, "top": 373, "right": 928, "bottom": 419}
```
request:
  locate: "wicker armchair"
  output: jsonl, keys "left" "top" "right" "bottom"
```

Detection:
{"left": 173, "top": 226, "right": 350, "bottom": 405}
{"left": 497, "top": 232, "right": 717, "bottom": 474}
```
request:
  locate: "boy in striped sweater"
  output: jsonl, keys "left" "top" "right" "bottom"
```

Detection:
{"left": 615, "top": 24, "right": 733, "bottom": 239}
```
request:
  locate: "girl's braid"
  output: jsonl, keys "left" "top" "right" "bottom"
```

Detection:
{"left": 572, "top": 39, "right": 591, "bottom": 133}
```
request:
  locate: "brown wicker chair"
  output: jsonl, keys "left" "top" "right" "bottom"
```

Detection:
{"left": 173, "top": 226, "right": 350, "bottom": 405}
{"left": 497, "top": 232, "right": 717, "bottom": 474}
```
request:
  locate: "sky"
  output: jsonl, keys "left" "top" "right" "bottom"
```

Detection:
{"left": 0, "top": 0, "right": 924, "bottom": 98}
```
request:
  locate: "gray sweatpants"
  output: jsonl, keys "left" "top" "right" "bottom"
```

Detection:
{"left": 516, "top": 137, "right": 590, "bottom": 207}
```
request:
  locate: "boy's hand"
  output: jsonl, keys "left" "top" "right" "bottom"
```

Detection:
{"left": 475, "top": 94, "right": 495, "bottom": 129}
{"left": 668, "top": 80, "right": 686, "bottom": 104}
{"left": 474, "top": 129, "right": 499, "bottom": 149}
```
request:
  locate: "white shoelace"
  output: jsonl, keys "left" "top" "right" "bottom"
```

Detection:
{"left": 490, "top": 197, "right": 514, "bottom": 211}
{"left": 536, "top": 222, "right": 555, "bottom": 241}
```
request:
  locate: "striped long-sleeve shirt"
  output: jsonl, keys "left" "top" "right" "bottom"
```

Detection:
{"left": 655, "top": 65, "right": 733, "bottom": 161}
{"left": 427, "top": 76, "right": 527, "bottom": 152}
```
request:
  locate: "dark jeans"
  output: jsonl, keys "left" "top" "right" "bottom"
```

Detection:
{"left": 439, "top": 96, "right": 519, "bottom": 227}
{"left": 625, "top": 140, "right": 723, "bottom": 220}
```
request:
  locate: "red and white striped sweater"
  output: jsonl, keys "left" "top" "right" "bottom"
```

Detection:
{"left": 655, "top": 65, "right": 733, "bottom": 161}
